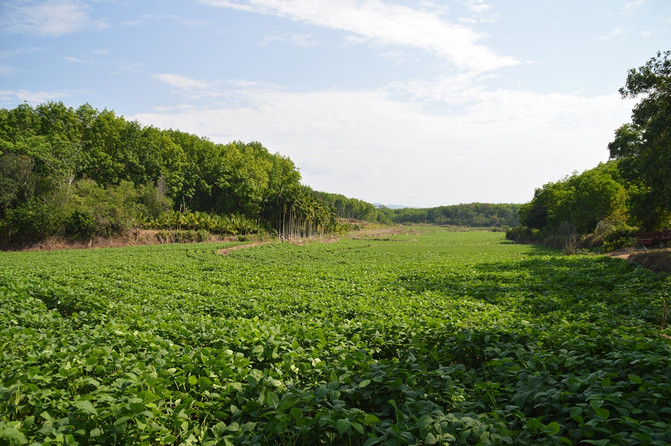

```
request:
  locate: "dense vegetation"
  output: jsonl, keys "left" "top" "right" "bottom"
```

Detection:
{"left": 508, "top": 51, "right": 671, "bottom": 249}
{"left": 0, "top": 103, "right": 392, "bottom": 247}
{"left": 383, "top": 203, "right": 519, "bottom": 228}
{"left": 608, "top": 50, "right": 671, "bottom": 230}
{"left": 1, "top": 229, "right": 669, "bottom": 445}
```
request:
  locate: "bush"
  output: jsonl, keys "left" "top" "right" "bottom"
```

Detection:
{"left": 65, "top": 209, "right": 96, "bottom": 239}
{"left": 505, "top": 226, "right": 539, "bottom": 244}
{"left": 542, "top": 221, "right": 579, "bottom": 254}
{"left": 1, "top": 198, "right": 68, "bottom": 246}
{"left": 580, "top": 221, "right": 638, "bottom": 251}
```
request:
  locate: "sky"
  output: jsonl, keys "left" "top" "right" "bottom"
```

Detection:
{"left": 1, "top": 1, "right": 669, "bottom": 207}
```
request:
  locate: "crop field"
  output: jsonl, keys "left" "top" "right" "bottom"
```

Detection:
{"left": 1, "top": 228, "right": 670, "bottom": 445}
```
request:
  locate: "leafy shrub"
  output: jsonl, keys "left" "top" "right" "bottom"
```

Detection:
{"left": 505, "top": 226, "right": 539, "bottom": 244}
{"left": 1, "top": 197, "right": 68, "bottom": 245}
{"left": 581, "top": 220, "right": 638, "bottom": 251}
{"left": 65, "top": 209, "right": 96, "bottom": 239}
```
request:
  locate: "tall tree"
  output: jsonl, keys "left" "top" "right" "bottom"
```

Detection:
{"left": 608, "top": 51, "right": 671, "bottom": 230}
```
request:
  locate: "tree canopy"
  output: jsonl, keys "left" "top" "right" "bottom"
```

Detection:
{"left": 518, "top": 162, "right": 628, "bottom": 234}
{"left": 608, "top": 50, "right": 671, "bottom": 230}
{"left": 0, "top": 102, "right": 348, "bottom": 245}
{"left": 384, "top": 203, "right": 520, "bottom": 227}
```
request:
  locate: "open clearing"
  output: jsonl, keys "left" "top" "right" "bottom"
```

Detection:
{"left": 1, "top": 228, "right": 670, "bottom": 445}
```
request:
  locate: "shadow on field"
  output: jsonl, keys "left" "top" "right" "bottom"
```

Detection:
{"left": 393, "top": 254, "right": 665, "bottom": 324}
{"left": 497, "top": 240, "right": 558, "bottom": 256}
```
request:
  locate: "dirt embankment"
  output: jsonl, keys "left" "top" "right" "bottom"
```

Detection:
{"left": 6, "top": 230, "right": 239, "bottom": 252}
{"left": 609, "top": 248, "right": 671, "bottom": 274}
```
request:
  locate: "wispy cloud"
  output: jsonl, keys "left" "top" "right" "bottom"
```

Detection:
{"left": 0, "top": 0, "right": 107, "bottom": 36}
{"left": 0, "top": 88, "right": 68, "bottom": 105}
{"left": 460, "top": 0, "right": 498, "bottom": 23}
{"left": 0, "top": 65, "right": 18, "bottom": 76}
{"left": 199, "top": 0, "right": 517, "bottom": 73}
{"left": 65, "top": 56, "right": 91, "bottom": 64}
{"left": 598, "top": 27, "right": 627, "bottom": 43}
{"left": 622, "top": 0, "right": 644, "bottom": 15}
{"left": 153, "top": 73, "right": 213, "bottom": 91}
{"left": 0, "top": 46, "right": 44, "bottom": 58}
{"left": 262, "top": 32, "right": 320, "bottom": 47}
{"left": 122, "top": 14, "right": 212, "bottom": 29}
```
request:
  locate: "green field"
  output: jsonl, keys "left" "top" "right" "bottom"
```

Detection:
{"left": 1, "top": 229, "right": 670, "bottom": 445}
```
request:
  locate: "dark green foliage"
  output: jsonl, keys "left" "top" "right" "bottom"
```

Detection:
{"left": 609, "top": 51, "right": 671, "bottom": 230}
{"left": 313, "top": 191, "right": 386, "bottom": 223}
{"left": 0, "top": 102, "right": 357, "bottom": 246}
{"left": 1, "top": 230, "right": 669, "bottom": 445}
{"left": 0, "top": 153, "right": 37, "bottom": 217}
{"left": 388, "top": 203, "right": 520, "bottom": 227}
{"left": 510, "top": 162, "right": 632, "bottom": 250}
{"left": 518, "top": 162, "right": 627, "bottom": 234}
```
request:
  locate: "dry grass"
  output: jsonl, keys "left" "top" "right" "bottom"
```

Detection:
{"left": 628, "top": 248, "right": 671, "bottom": 274}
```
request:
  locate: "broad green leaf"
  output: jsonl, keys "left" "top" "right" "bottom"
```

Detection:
{"left": 74, "top": 400, "right": 97, "bottom": 416}
{"left": 336, "top": 419, "right": 351, "bottom": 434}
{"left": 595, "top": 408, "right": 610, "bottom": 420}
{"left": 198, "top": 376, "right": 212, "bottom": 391}
{"left": 544, "top": 421, "right": 561, "bottom": 435}
{"left": 628, "top": 374, "right": 642, "bottom": 384}
{"left": 364, "top": 414, "right": 381, "bottom": 425}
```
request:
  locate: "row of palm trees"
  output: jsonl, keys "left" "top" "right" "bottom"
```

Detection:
{"left": 265, "top": 186, "right": 340, "bottom": 240}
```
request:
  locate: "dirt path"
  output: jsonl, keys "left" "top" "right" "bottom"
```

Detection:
{"left": 216, "top": 241, "right": 269, "bottom": 255}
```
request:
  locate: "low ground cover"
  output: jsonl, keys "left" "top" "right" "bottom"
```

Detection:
{"left": 1, "top": 229, "right": 670, "bottom": 445}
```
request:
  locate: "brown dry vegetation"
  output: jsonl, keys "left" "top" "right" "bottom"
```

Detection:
{"left": 12, "top": 230, "right": 236, "bottom": 252}
{"left": 608, "top": 247, "right": 671, "bottom": 274}
{"left": 627, "top": 248, "right": 671, "bottom": 274}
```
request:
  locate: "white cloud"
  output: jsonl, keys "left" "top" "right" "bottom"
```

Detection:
{"left": 130, "top": 77, "right": 632, "bottom": 206}
{"left": 0, "top": 88, "right": 68, "bottom": 105}
{"left": 153, "top": 74, "right": 214, "bottom": 91}
{"left": 460, "top": 0, "right": 497, "bottom": 23}
{"left": 65, "top": 56, "right": 90, "bottom": 64}
{"left": 622, "top": 0, "right": 644, "bottom": 14}
{"left": 262, "top": 32, "right": 320, "bottom": 47}
{"left": 598, "top": 27, "right": 627, "bottom": 42}
{"left": 199, "top": 0, "right": 517, "bottom": 73}
{"left": 0, "top": 0, "right": 107, "bottom": 36}
{"left": 0, "top": 65, "right": 18, "bottom": 76}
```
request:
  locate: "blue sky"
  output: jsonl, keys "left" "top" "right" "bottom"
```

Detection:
{"left": 1, "top": 0, "right": 669, "bottom": 207}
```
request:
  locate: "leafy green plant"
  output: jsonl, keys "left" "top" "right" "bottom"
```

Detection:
{"left": 1, "top": 229, "right": 669, "bottom": 445}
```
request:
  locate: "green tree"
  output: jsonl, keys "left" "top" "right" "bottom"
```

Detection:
{"left": 608, "top": 51, "right": 671, "bottom": 230}
{"left": 518, "top": 162, "right": 627, "bottom": 233}
{"left": 0, "top": 153, "right": 36, "bottom": 217}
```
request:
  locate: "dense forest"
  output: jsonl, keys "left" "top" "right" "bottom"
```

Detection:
{"left": 383, "top": 203, "right": 519, "bottom": 227}
{"left": 0, "top": 102, "right": 394, "bottom": 246}
{"left": 507, "top": 51, "right": 671, "bottom": 250}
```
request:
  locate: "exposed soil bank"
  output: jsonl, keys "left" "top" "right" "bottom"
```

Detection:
{"left": 609, "top": 247, "right": 671, "bottom": 274}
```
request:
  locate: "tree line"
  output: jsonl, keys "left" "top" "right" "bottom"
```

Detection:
{"left": 381, "top": 203, "right": 520, "bottom": 227}
{"left": 508, "top": 51, "right": 671, "bottom": 250}
{"left": 0, "top": 102, "right": 387, "bottom": 246}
